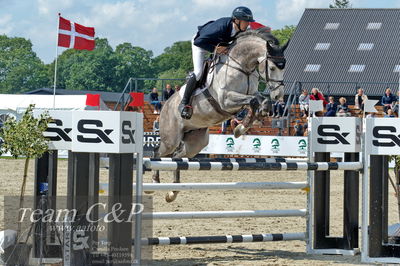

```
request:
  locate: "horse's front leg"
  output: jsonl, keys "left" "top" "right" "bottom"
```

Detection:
{"left": 233, "top": 98, "right": 260, "bottom": 138}
{"left": 221, "top": 91, "right": 262, "bottom": 138}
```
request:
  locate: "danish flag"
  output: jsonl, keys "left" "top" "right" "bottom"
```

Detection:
{"left": 58, "top": 16, "right": 95, "bottom": 50}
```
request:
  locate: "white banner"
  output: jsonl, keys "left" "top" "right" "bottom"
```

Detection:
{"left": 365, "top": 118, "right": 400, "bottom": 155}
{"left": 200, "top": 135, "right": 307, "bottom": 157}
{"left": 310, "top": 117, "right": 361, "bottom": 152}
{"left": 71, "top": 111, "right": 143, "bottom": 153}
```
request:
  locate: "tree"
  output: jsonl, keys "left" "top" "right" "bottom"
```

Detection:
{"left": 114, "top": 43, "right": 154, "bottom": 92}
{"left": 0, "top": 104, "right": 51, "bottom": 238}
{"left": 0, "top": 35, "right": 49, "bottom": 93}
{"left": 272, "top": 25, "right": 296, "bottom": 45}
{"left": 329, "top": 0, "right": 351, "bottom": 8}
{"left": 153, "top": 41, "right": 192, "bottom": 76}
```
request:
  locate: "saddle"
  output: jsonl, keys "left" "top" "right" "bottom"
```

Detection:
{"left": 196, "top": 58, "right": 213, "bottom": 89}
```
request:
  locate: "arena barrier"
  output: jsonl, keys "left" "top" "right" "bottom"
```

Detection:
{"left": 31, "top": 111, "right": 400, "bottom": 264}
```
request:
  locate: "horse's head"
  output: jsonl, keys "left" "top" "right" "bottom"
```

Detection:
{"left": 264, "top": 40, "right": 289, "bottom": 101}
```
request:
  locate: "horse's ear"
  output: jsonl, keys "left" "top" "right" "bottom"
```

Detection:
{"left": 282, "top": 39, "right": 290, "bottom": 52}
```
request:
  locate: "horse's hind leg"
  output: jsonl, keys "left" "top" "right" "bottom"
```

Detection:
{"left": 165, "top": 128, "right": 209, "bottom": 202}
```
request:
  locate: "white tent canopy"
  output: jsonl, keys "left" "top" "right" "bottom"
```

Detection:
{"left": 0, "top": 94, "right": 109, "bottom": 120}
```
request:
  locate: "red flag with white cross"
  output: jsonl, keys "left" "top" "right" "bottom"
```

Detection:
{"left": 58, "top": 16, "right": 95, "bottom": 50}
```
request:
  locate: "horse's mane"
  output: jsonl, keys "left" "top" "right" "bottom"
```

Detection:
{"left": 235, "top": 27, "right": 280, "bottom": 46}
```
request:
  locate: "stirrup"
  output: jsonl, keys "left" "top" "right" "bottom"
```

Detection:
{"left": 181, "top": 105, "right": 193, "bottom": 119}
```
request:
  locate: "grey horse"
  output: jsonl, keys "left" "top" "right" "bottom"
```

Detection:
{"left": 153, "top": 28, "right": 288, "bottom": 202}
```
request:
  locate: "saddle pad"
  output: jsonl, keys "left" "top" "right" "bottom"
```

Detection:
{"left": 179, "top": 70, "right": 214, "bottom": 98}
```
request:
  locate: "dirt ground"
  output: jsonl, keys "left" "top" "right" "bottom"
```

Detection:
{"left": 1, "top": 158, "right": 398, "bottom": 265}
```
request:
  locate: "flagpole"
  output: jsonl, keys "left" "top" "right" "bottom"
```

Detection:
{"left": 53, "top": 13, "right": 61, "bottom": 109}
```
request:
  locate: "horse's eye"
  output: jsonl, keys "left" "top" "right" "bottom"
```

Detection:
{"left": 269, "top": 66, "right": 276, "bottom": 71}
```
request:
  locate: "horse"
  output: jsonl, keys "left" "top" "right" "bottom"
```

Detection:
{"left": 152, "top": 28, "right": 288, "bottom": 202}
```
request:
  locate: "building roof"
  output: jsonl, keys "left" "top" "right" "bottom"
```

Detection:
{"left": 26, "top": 88, "right": 128, "bottom": 103}
{"left": 283, "top": 8, "right": 400, "bottom": 97}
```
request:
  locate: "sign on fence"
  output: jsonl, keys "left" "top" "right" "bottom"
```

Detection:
{"left": 365, "top": 118, "right": 400, "bottom": 155}
{"left": 200, "top": 135, "right": 307, "bottom": 157}
{"left": 310, "top": 117, "right": 361, "bottom": 152}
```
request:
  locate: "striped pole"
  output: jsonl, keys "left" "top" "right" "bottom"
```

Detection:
{"left": 144, "top": 161, "right": 363, "bottom": 172}
{"left": 142, "top": 209, "right": 307, "bottom": 220}
{"left": 135, "top": 232, "right": 306, "bottom": 246}
{"left": 143, "top": 157, "right": 308, "bottom": 163}
{"left": 99, "top": 181, "right": 308, "bottom": 192}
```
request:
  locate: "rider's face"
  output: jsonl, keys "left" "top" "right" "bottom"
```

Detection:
{"left": 234, "top": 19, "right": 250, "bottom": 31}
{"left": 239, "top": 20, "right": 250, "bottom": 31}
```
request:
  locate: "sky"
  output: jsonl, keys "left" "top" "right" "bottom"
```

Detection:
{"left": 1, "top": 0, "right": 400, "bottom": 64}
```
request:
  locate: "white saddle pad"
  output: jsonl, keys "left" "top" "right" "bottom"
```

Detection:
{"left": 179, "top": 71, "right": 214, "bottom": 98}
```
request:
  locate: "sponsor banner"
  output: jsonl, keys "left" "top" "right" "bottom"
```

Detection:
{"left": 200, "top": 135, "right": 307, "bottom": 157}
{"left": 34, "top": 110, "right": 73, "bottom": 150}
{"left": 71, "top": 111, "right": 143, "bottom": 153}
{"left": 310, "top": 117, "right": 361, "bottom": 153}
{"left": 365, "top": 118, "right": 400, "bottom": 155}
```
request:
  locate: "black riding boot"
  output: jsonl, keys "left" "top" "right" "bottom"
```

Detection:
{"left": 178, "top": 73, "right": 197, "bottom": 119}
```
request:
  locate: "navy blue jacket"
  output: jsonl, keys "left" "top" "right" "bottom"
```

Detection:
{"left": 326, "top": 103, "right": 338, "bottom": 113}
{"left": 381, "top": 93, "right": 396, "bottom": 105}
{"left": 194, "top": 17, "right": 234, "bottom": 53}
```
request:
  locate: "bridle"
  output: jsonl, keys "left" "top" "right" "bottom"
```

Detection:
{"left": 219, "top": 50, "right": 285, "bottom": 95}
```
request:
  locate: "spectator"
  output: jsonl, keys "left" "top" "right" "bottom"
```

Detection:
{"left": 150, "top": 87, "right": 162, "bottom": 114}
{"left": 272, "top": 98, "right": 285, "bottom": 118}
{"left": 384, "top": 108, "right": 396, "bottom": 118}
{"left": 381, "top": 87, "right": 396, "bottom": 114}
{"left": 309, "top": 88, "right": 328, "bottom": 116}
{"left": 392, "top": 90, "right": 400, "bottom": 116}
{"left": 354, "top": 88, "right": 368, "bottom": 112}
{"left": 309, "top": 88, "right": 328, "bottom": 106}
{"left": 336, "top": 97, "right": 351, "bottom": 117}
{"left": 230, "top": 108, "right": 249, "bottom": 133}
{"left": 298, "top": 89, "right": 309, "bottom": 118}
{"left": 163, "top": 84, "right": 175, "bottom": 101}
{"left": 294, "top": 120, "right": 304, "bottom": 136}
{"left": 153, "top": 116, "right": 160, "bottom": 132}
{"left": 324, "top": 96, "right": 337, "bottom": 117}
{"left": 175, "top": 84, "right": 181, "bottom": 91}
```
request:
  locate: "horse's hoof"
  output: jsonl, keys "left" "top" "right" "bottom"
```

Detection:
{"left": 165, "top": 191, "right": 179, "bottom": 203}
{"left": 233, "top": 124, "right": 247, "bottom": 138}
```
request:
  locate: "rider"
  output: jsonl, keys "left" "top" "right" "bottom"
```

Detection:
{"left": 178, "top": 6, "right": 255, "bottom": 119}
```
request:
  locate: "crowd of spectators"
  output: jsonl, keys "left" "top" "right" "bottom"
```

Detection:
{"left": 295, "top": 87, "right": 399, "bottom": 119}
{"left": 290, "top": 86, "right": 400, "bottom": 136}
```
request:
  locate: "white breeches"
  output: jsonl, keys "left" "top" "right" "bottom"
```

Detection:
{"left": 192, "top": 35, "right": 207, "bottom": 81}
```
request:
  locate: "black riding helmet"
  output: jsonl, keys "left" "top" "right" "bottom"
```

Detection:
{"left": 232, "top": 6, "right": 255, "bottom": 22}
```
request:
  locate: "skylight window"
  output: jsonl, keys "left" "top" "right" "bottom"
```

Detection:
{"left": 304, "top": 64, "right": 321, "bottom": 72}
{"left": 394, "top": 65, "right": 400, "bottom": 72}
{"left": 349, "top": 65, "right": 365, "bottom": 72}
{"left": 315, "top": 43, "right": 331, "bottom": 50}
{"left": 324, "top": 23, "right": 339, "bottom": 30}
{"left": 367, "top": 23, "right": 382, "bottom": 30}
{"left": 357, "top": 43, "right": 374, "bottom": 51}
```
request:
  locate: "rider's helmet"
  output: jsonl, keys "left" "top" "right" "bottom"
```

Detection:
{"left": 232, "top": 6, "right": 255, "bottom": 22}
